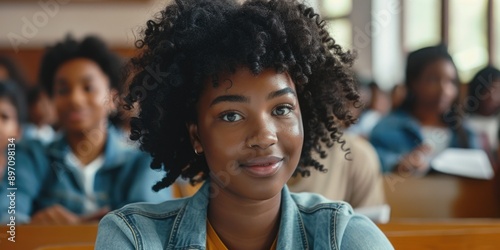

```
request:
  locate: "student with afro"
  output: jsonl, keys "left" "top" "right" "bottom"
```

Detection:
{"left": 96, "top": 0, "right": 393, "bottom": 249}
{"left": 0, "top": 36, "right": 172, "bottom": 225}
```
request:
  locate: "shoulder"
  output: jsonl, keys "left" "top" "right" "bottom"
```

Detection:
{"left": 340, "top": 214, "right": 394, "bottom": 249}
{"left": 289, "top": 192, "right": 393, "bottom": 249}
{"left": 373, "top": 110, "right": 414, "bottom": 130}
{"left": 110, "top": 197, "right": 188, "bottom": 220}
{"left": 291, "top": 191, "right": 353, "bottom": 214}
{"left": 370, "top": 111, "right": 421, "bottom": 144}
{"left": 15, "top": 139, "right": 51, "bottom": 171}
{"left": 97, "top": 198, "right": 190, "bottom": 248}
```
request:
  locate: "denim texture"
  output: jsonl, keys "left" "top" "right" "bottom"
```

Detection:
{"left": 370, "top": 110, "right": 480, "bottom": 173}
{"left": 96, "top": 181, "right": 393, "bottom": 249}
{"left": 0, "top": 126, "right": 172, "bottom": 223}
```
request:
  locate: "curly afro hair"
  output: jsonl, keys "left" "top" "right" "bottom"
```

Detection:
{"left": 125, "top": 0, "right": 359, "bottom": 191}
{"left": 39, "top": 35, "right": 123, "bottom": 96}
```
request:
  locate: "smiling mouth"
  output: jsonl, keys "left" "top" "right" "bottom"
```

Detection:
{"left": 66, "top": 110, "right": 88, "bottom": 121}
{"left": 240, "top": 157, "right": 283, "bottom": 178}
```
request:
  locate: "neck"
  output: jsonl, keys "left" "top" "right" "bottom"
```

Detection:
{"left": 412, "top": 106, "right": 447, "bottom": 127}
{"left": 208, "top": 182, "right": 281, "bottom": 250}
{"left": 66, "top": 124, "right": 107, "bottom": 165}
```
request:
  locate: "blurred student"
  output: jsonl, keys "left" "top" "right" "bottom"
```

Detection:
{"left": 23, "top": 85, "right": 58, "bottom": 145}
{"left": 464, "top": 66, "right": 500, "bottom": 154}
{"left": 348, "top": 81, "right": 390, "bottom": 139}
{"left": 287, "top": 133, "right": 385, "bottom": 209}
{"left": 0, "top": 81, "right": 27, "bottom": 180}
{"left": 0, "top": 36, "right": 172, "bottom": 225}
{"left": 370, "top": 45, "right": 479, "bottom": 175}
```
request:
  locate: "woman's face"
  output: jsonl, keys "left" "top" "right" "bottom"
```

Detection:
{"left": 478, "top": 79, "right": 500, "bottom": 116}
{"left": 190, "top": 68, "right": 304, "bottom": 200}
{"left": 411, "top": 59, "right": 458, "bottom": 113}
{"left": 53, "top": 58, "right": 114, "bottom": 134}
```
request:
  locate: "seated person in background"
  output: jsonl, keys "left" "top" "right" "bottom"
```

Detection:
{"left": 370, "top": 45, "right": 479, "bottom": 175}
{"left": 0, "top": 81, "right": 27, "bottom": 180}
{"left": 287, "top": 133, "right": 385, "bottom": 209}
{"left": 348, "top": 81, "right": 390, "bottom": 139}
{"left": 464, "top": 66, "right": 500, "bottom": 156}
{"left": 390, "top": 83, "right": 407, "bottom": 111}
{"left": 23, "top": 85, "right": 58, "bottom": 145}
{"left": 96, "top": 0, "right": 393, "bottom": 248}
{"left": 0, "top": 35, "right": 172, "bottom": 225}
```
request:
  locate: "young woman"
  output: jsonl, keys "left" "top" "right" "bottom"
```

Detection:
{"left": 370, "top": 45, "right": 480, "bottom": 175}
{"left": 96, "top": 0, "right": 393, "bottom": 249}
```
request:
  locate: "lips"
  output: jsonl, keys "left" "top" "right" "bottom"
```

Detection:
{"left": 240, "top": 156, "right": 283, "bottom": 178}
{"left": 66, "top": 110, "right": 88, "bottom": 122}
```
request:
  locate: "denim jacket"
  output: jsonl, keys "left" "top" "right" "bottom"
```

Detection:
{"left": 370, "top": 110, "right": 480, "bottom": 172}
{"left": 96, "top": 181, "right": 393, "bottom": 249}
{"left": 0, "top": 127, "right": 172, "bottom": 223}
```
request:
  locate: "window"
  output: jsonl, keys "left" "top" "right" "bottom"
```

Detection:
{"left": 403, "top": 0, "right": 496, "bottom": 83}
{"left": 403, "top": 0, "right": 441, "bottom": 52}
{"left": 320, "top": 0, "right": 353, "bottom": 48}
{"left": 449, "top": 0, "right": 488, "bottom": 82}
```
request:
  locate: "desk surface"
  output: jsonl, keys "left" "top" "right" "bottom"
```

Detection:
{"left": 384, "top": 173, "right": 500, "bottom": 219}
{"left": 0, "top": 224, "right": 98, "bottom": 250}
{"left": 2, "top": 220, "right": 500, "bottom": 250}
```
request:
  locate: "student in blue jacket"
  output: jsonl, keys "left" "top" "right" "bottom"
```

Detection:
{"left": 370, "top": 45, "right": 479, "bottom": 175}
{"left": 96, "top": 0, "right": 394, "bottom": 249}
{"left": 0, "top": 36, "right": 172, "bottom": 225}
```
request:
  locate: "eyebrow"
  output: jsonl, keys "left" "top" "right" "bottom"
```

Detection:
{"left": 210, "top": 95, "right": 250, "bottom": 107}
{"left": 209, "top": 87, "right": 296, "bottom": 107}
{"left": 267, "top": 87, "right": 296, "bottom": 100}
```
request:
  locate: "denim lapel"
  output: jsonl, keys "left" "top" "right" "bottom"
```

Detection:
{"left": 277, "top": 185, "right": 309, "bottom": 249}
{"left": 168, "top": 181, "right": 210, "bottom": 250}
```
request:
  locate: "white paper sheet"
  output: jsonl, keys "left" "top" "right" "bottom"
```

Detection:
{"left": 430, "top": 148, "right": 494, "bottom": 179}
{"left": 354, "top": 204, "right": 391, "bottom": 224}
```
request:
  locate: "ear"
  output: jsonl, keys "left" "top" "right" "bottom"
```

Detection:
{"left": 187, "top": 122, "right": 203, "bottom": 154}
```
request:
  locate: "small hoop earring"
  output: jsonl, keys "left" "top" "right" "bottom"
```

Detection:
{"left": 194, "top": 148, "right": 202, "bottom": 155}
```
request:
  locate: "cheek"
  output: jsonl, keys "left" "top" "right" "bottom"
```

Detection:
{"left": 282, "top": 116, "right": 304, "bottom": 157}
{"left": 3, "top": 121, "right": 19, "bottom": 136}
{"left": 443, "top": 84, "right": 458, "bottom": 100}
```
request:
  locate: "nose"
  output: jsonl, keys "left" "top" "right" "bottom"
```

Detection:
{"left": 441, "top": 80, "right": 457, "bottom": 98}
{"left": 68, "top": 88, "right": 86, "bottom": 106}
{"left": 246, "top": 115, "right": 277, "bottom": 150}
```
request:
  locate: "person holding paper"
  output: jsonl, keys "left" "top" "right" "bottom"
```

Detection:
{"left": 370, "top": 45, "right": 480, "bottom": 175}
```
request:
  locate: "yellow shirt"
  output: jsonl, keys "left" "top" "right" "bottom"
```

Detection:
{"left": 206, "top": 220, "right": 277, "bottom": 250}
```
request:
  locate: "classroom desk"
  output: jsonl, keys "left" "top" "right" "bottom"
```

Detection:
{"left": 1, "top": 220, "right": 500, "bottom": 249}
{"left": 383, "top": 172, "right": 500, "bottom": 219}
{"left": 378, "top": 219, "right": 500, "bottom": 249}
{"left": 0, "top": 224, "right": 97, "bottom": 250}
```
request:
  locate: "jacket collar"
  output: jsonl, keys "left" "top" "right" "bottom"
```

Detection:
{"left": 46, "top": 126, "right": 131, "bottom": 171}
{"left": 169, "top": 181, "right": 308, "bottom": 249}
